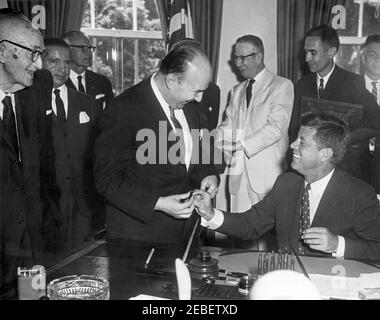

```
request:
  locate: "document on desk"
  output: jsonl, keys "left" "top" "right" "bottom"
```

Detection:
{"left": 309, "top": 274, "right": 362, "bottom": 300}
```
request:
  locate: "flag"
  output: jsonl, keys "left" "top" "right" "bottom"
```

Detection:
{"left": 167, "top": 0, "right": 194, "bottom": 51}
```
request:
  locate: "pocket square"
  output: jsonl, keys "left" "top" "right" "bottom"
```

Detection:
{"left": 79, "top": 111, "right": 90, "bottom": 124}
{"left": 95, "top": 93, "right": 105, "bottom": 100}
{"left": 46, "top": 109, "right": 52, "bottom": 115}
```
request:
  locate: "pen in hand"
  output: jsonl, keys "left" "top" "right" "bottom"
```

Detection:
{"left": 144, "top": 248, "right": 155, "bottom": 269}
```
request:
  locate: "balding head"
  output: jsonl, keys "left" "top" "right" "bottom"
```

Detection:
{"left": 62, "top": 30, "right": 93, "bottom": 73}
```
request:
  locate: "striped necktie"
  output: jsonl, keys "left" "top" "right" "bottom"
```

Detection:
{"left": 169, "top": 106, "right": 185, "bottom": 164}
{"left": 372, "top": 81, "right": 378, "bottom": 104}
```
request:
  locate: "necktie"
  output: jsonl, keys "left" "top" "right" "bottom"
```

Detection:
{"left": 318, "top": 78, "right": 324, "bottom": 99}
{"left": 2, "top": 95, "right": 18, "bottom": 155}
{"left": 246, "top": 79, "right": 255, "bottom": 107}
{"left": 169, "top": 106, "right": 185, "bottom": 164}
{"left": 372, "top": 81, "right": 378, "bottom": 104}
{"left": 77, "top": 75, "right": 85, "bottom": 93}
{"left": 54, "top": 89, "right": 66, "bottom": 124}
{"left": 369, "top": 82, "right": 378, "bottom": 153}
{"left": 298, "top": 183, "right": 311, "bottom": 254}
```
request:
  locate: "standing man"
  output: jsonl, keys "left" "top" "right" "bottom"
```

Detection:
{"left": 42, "top": 38, "right": 104, "bottom": 253}
{"left": 62, "top": 31, "right": 113, "bottom": 113}
{"left": 94, "top": 41, "right": 218, "bottom": 245}
{"left": 0, "top": 13, "right": 47, "bottom": 295}
{"left": 215, "top": 35, "right": 294, "bottom": 214}
{"left": 289, "top": 25, "right": 380, "bottom": 180}
{"left": 361, "top": 34, "right": 380, "bottom": 193}
{"left": 194, "top": 111, "right": 380, "bottom": 261}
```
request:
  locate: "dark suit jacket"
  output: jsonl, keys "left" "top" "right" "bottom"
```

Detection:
{"left": 198, "top": 82, "right": 220, "bottom": 131}
{"left": 218, "top": 169, "right": 380, "bottom": 260}
{"left": 94, "top": 77, "right": 218, "bottom": 245}
{"left": 288, "top": 66, "right": 380, "bottom": 177}
{"left": 0, "top": 89, "right": 46, "bottom": 290}
{"left": 66, "top": 69, "right": 114, "bottom": 114}
{"left": 52, "top": 87, "right": 102, "bottom": 218}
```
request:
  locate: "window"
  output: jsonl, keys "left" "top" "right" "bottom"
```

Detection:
{"left": 81, "top": 0, "right": 166, "bottom": 95}
{"left": 335, "top": 0, "right": 380, "bottom": 74}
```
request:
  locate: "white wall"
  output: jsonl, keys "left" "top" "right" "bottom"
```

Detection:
{"left": 216, "top": 0, "right": 277, "bottom": 123}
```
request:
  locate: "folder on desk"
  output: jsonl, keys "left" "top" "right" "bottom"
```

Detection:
{"left": 300, "top": 96, "right": 363, "bottom": 126}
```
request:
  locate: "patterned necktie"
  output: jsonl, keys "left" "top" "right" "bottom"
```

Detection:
{"left": 246, "top": 79, "right": 255, "bottom": 107}
{"left": 298, "top": 183, "right": 311, "bottom": 254}
{"left": 2, "top": 95, "right": 18, "bottom": 155}
{"left": 372, "top": 81, "right": 378, "bottom": 104}
{"left": 77, "top": 75, "right": 85, "bottom": 93}
{"left": 54, "top": 89, "right": 66, "bottom": 124}
{"left": 169, "top": 106, "right": 185, "bottom": 164}
{"left": 318, "top": 78, "right": 324, "bottom": 99}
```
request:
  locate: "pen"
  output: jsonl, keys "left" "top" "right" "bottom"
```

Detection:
{"left": 182, "top": 217, "right": 199, "bottom": 262}
{"left": 144, "top": 248, "right": 155, "bottom": 269}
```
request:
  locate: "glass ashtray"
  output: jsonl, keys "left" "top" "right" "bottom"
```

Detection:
{"left": 47, "top": 275, "right": 110, "bottom": 300}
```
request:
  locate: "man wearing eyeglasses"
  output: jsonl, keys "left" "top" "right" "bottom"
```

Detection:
{"left": 62, "top": 30, "right": 114, "bottom": 240}
{"left": 0, "top": 12, "right": 48, "bottom": 296}
{"left": 62, "top": 31, "right": 113, "bottom": 114}
{"left": 215, "top": 35, "right": 293, "bottom": 249}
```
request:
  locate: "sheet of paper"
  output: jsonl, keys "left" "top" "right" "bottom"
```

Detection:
{"left": 309, "top": 274, "right": 361, "bottom": 300}
{"left": 129, "top": 294, "right": 170, "bottom": 300}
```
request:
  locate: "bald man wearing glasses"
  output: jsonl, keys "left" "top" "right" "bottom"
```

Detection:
{"left": 216, "top": 35, "right": 293, "bottom": 224}
{"left": 63, "top": 31, "right": 114, "bottom": 114}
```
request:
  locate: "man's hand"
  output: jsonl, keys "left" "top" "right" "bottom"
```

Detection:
{"left": 302, "top": 227, "right": 339, "bottom": 253}
{"left": 154, "top": 192, "right": 194, "bottom": 219}
{"left": 200, "top": 175, "right": 219, "bottom": 198}
{"left": 192, "top": 189, "right": 215, "bottom": 221}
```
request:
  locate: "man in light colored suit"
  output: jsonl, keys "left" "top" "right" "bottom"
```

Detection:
{"left": 216, "top": 35, "right": 294, "bottom": 215}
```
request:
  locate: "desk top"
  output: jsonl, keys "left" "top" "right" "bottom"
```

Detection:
{"left": 46, "top": 240, "right": 380, "bottom": 300}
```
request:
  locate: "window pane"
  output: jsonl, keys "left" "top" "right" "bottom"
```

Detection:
{"left": 137, "top": 39, "right": 166, "bottom": 80}
{"left": 363, "top": 2, "right": 380, "bottom": 36}
{"left": 335, "top": 45, "right": 362, "bottom": 74}
{"left": 338, "top": 0, "right": 360, "bottom": 37}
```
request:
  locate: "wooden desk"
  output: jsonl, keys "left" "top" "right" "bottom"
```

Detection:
{"left": 46, "top": 240, "right": 380, "bottom": 300}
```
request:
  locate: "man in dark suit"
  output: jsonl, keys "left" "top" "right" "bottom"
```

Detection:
{"left": 94, "top": 41, "right": 219, "bottom": 246}
{"left": 0, "top": 13, "right": 49, "bottom": 295}
{"left": 361, "top": 34, "right": 380, "bottom": 193}
{"left": 42, "top": 38, "right": 104, "bottom": 253}
{"left": 288, "top": 25, "right": 380, "bottom": 181}
{"left": 62, "top": 31, "right": 114, "bottom": 113}
{"left": 195, "top": 111, "right": 380, "bottom": 261}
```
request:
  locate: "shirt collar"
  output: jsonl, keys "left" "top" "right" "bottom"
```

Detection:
{"left": 317, "top": 64, "right": 335, "bottom": 85}
{"left": 248, "top": 67, "right": 266, "bottom": 83}
{"left": 52, "top": 84, "right": 67, "bottom": 95}
{"left": 150, "top": 73, "right": 170, "bottom": 110}
{"left": 364, "top": 73, "right": 379, "bottom": 86}
{"left": 307, "top": 169, "right": 335, "bottom": 195}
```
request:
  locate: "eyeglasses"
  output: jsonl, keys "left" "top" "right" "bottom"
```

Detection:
{"left": 234, "top": 52, "right": 257, "bottom": 63}
{"left": 0, "top": 39, "right": 46, "bottom": 62}
{"left": 68, "top": 45, "right": 96, "bottom": 53}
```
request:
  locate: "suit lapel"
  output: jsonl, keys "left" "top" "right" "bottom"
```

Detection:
{"left": 286, "top": 178, "right": 304, "bottom": 245}
{"left": 85, "top": 70, "right": 96, "bottom": 96}
{"left": 66, "top": 78, "right": 76, "bottom": 91}
{"left": 311, "top": 171, "right": 337, "bottom": 226}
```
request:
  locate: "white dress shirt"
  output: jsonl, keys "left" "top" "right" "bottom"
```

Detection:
{"left": 364, "top": 74, "right": 380, "bottom": 105}
{"left": 51, "top": 85, "right": 69, "bottom": 119}
{"left": 317, "top": 64, "right": 336, "bottom": 92}
{"left": 69, "top": 69, "right": 86, "bottom": 93}
{"left": 202, "top": 169, "right": 346, "bottom": 258}
{"left": 150, "top": 73, "right": 193, "bottom": 169}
